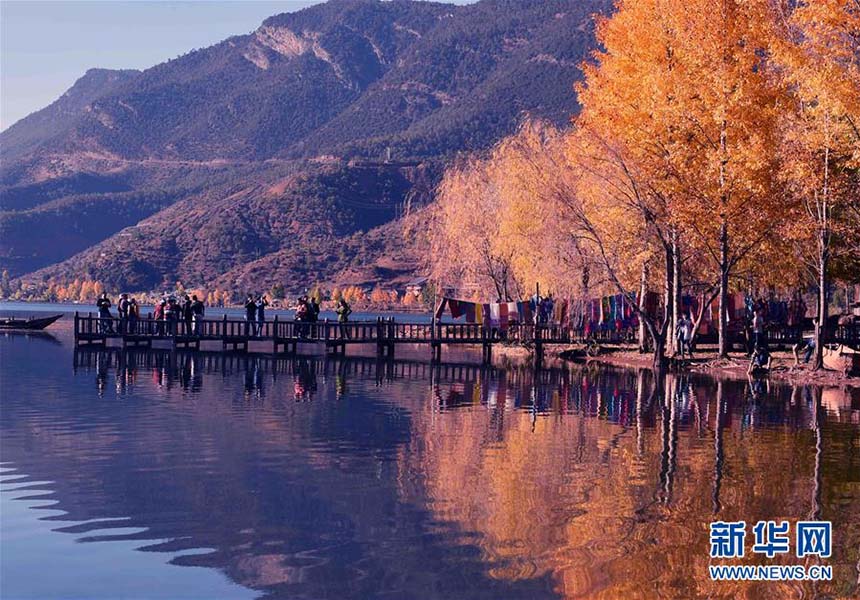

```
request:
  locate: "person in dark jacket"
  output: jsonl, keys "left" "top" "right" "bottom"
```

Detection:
{"left": 97, "top": 293, "right": 114, "bottom": 333}
{"left": 164, "top": 297, "right": 178, "bottom": 335}
{"left": 748, "top": 344, "right": 772, "bottom": 375}
{"left": 245, "top": 294, "right": 257, "bottom": 336}
{"left": 191, "top": 295, "right": 205, "bottom": 335}
{"left": 294, "top": 297, "right": 309, "bottom": 338}
{"left": 117, "top": 293, "right": 129, "bottom": 333}
{"left": 127, "top": 298, "right": 140, "bottom": 333}
{"left": 310, "top": 297, "right": 320, "bottom": 323}
{"left": 182, "top": 295, "right": 194, "bottom": 335}
{"left": 256, "top": 295, "right": 269, "bottom": 335}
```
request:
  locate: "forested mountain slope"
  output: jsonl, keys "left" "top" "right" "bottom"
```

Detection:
{"left": 0, "top": 0, "right": 610, "bottom": 295}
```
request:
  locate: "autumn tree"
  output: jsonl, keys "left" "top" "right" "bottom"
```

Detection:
{"left": 567, "top": 127, "right": 676, "bottom": 367}
{"left": 493, "top": 121, "right": 598, "bottom": 299}
{"left": 370, "top": 287, "right": 398, "bottom": 304}
{"left": 576, "top": 0, "right": 789, "bottom": 357}
{"left": 569, "top": 0, "right": 698, "bottom": 366}
{"left": 430, "top": 155, "right": 519, "bottom": 301}
{"left": 773, "top": 0, "right": 860, "bottom": 368}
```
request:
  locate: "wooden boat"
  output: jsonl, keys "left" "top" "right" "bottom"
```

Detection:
{"left": 0, "top": 314, "right": 63, "bottom": 330}
{"left": 823, "top": 344, "right": 860, "bottom": 376}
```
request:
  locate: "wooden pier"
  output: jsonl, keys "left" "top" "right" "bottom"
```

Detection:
{"left": 73, "top": 313, "right": 579, "bottom": 362}
{"left": 73, "top": 312, "right": 860, "bottom": 363}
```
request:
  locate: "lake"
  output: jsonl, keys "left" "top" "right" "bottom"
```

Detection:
{"left": 1, "top": 317, "right": 858, "bottom": 599}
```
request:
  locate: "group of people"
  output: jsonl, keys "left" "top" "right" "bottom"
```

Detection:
{"left": 672, "top": 306, "right": 775, "bottom": 374}
{"left": 241, "top": 294, "right": 353, "bottom": 338}
{"left": 290, "top": 295, "right": 353, "bottom": 338}
{"left": 95, "top": 291, "right": 356, "bottom": 339}
{"left": 97, "top": 292, "right": 145, "bottom": 333}
{"left": 744, "top": 297, "right": 813, "bottom": 375}
{"left": 292, "top": 295, "right": 320, "bottom": 325}
{"left": 96, "top": 292, "right": 205, "bottom": 335}
{"left": 244, "top": 294, "right": 270, "bottom": 336}
{"left": 154, "top": 294, "right": 206, "bottom": 335}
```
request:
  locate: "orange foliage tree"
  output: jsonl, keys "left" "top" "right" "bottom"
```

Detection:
{"left": 575, "top": 0, "right": 789, "bottom": 358}
{"left": 773, "top": 0, "right": 860, "bottom": 368}
{"left": 430, "top": 154, "right": 520, "bottom": 302}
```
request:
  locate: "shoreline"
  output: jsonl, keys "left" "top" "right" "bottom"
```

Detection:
{"left": 488, "top": 343, "right": 860, "bottom": 388}
{"left": 555, "top": 347, "right": 860, "bottom": 388}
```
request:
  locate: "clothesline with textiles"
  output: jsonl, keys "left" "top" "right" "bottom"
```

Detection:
{"left": 436, "top": 292, "right": 663, "bottom": 334}
{"left": 706, "top": 293, "right": 806, "bottom": 327}
{"left": 436, "top": 291, "right": 805, "bottom": 335}
{"left": 435, "top": 297, "right": 534, "bottom": 330}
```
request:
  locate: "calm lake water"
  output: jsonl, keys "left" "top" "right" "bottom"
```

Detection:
{"left": 1, "top": 318, "right": 859, "bottom": 599}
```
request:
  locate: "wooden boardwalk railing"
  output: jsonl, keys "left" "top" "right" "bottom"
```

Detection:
{"left": 73, "top": 312, "right": 860, "bottom": 361}
{"left": 73, "top": 312, "right": 584, "bottom": 360}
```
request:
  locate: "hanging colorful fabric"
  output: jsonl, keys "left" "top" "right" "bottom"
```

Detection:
{"left": 434, "top": 298, "right": 447, "bottom": 320}
{"left": 521, "top": 301, "right": 533, "bottom": 324}
{"left": 489, "top": 303, "right": 501, "bottom": 327}
{"left": 499, "top": 302, "right": 509, "bottom": 330}
{"left": 464, "top": 302, "right": 477, "bottom": 323}
{"left": 449, "top": 299, "right": 464, "bottom": 319}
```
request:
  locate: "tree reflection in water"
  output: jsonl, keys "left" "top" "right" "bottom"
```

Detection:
{"left": 0, "top": 344, "right": 855, "bottom": 600}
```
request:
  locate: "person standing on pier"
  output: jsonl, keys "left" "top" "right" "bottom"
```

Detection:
{"left": 117, "top": 293, "right": 129, "bottom": 334}
{"left": 336, "top": 297, "right": 352, "bottom": 339}
{"left": 182, "top": 295, "right": 194, "bottom": 335}
{"left": 97, "top": 292, "right": 113, "bottom": 333}
{"left": 128, "top": 298, "right": 140, "bottom": 333}
{"left": 245, "top": 294, "right": 257, "bottom": 336}
{"left": 295, "top": 296, "right": 309, "bottom": 338}
{"left": 164, "top": 297, "right": 177, "bottom": 335}
{"left": 310, "top": 296, "right": 320, "bottom": 322}
{"left": 154, "top": 299, "right": 165, "bottom": 335}
{"left": 191, "top": 295, "right": 205, "bottom": 335}
{"left": 256, "top": 295, "right": 269, "bottom": 336}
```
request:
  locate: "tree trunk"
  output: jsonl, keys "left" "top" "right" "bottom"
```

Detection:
{"left": 638, "top": 262, "right": 649, "bottom": 353}
{"left": 812, "top": 235, "right": 828, "bottom": 370}
{"left": 812, "top": 137, "right": 831, "bottom": 371}
{"left": 717, "top": 115, "right": 730, "bottom": 359}
{"left": 690, "top": 289, "right": 719, "bottom": 349}
{"left": 648, "top": 245, "right": 674, "bottom": 370}
{"left": 662, "top": 244, "right": 674, "bottom": 363}
{"left": 671, "top": 231, "right": 681, "bottom": 355}
{"left": 717, "top": 221, "right": 729, "bottom": 358}
{"left": 652, "top": 331, "right": 667, "bottom": 370}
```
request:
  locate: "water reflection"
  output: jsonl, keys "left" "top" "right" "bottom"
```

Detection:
{"left": 1, "top": 339, "right": 858, "bottom": 599}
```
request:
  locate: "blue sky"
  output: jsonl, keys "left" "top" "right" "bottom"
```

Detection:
{"left": 1, "top": 0, "right": 473, "bottom": 131}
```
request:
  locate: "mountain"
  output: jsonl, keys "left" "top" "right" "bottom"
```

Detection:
{"left": 0, "top": 0, "right": 610, "bottom": 297}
